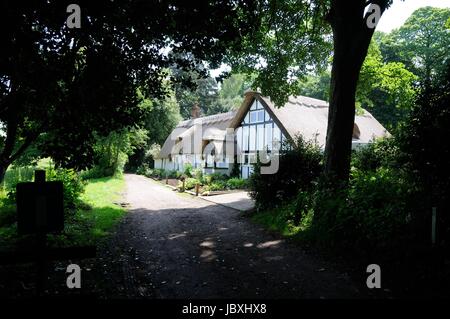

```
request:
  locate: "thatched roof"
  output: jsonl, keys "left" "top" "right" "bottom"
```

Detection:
{"left": 156, "top": 92, "right": 389, "bottom": 159}
{"left": 156, "top": 111, "right": 236, "bottom": 158}
{"left": 230, "top": 91, "right": 389, "bottom": 147}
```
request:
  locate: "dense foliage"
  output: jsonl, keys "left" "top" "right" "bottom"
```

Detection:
{"left": 379, "top": 7, "right": 450, "bottom": 87}
{"left": 249, "top": 136, "right": 322, "bottom": 209}
{"left": 174, "top": 72, "right": 251, "bottom": 118}
{"left": 399, "top": 62, "right": 450, "bottom": 242}
{"left": 3, "top": 166, "right": 85, "bottom": 216}
{"left": 82, "top": 128, "right": 148, "bottom": 179}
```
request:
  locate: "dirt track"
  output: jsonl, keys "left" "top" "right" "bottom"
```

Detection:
{"left": 94, "top": 174, "right": 365, "bottom": 298}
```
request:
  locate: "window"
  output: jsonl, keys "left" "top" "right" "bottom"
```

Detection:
{"left": 257, "top": 124, "right": 264, "bottom": 150}
{"left": 247, "top": 110, "right": 265, "bottom": 124}
{"left": 243, "top": 126, "right": 249, "bottom": 151}
{"left": 244, "top": 112, "right": 249, "bottom": 124}
{"left": 257, "top": 110, "right": 264, "bottom": 122}
{"left": 249, "top": 125, "right": 256, "bottom": 151}
{"left": 273, "top": 125, "right": 281, "bottom": 149}
{"left": 265, "top": 124, "right": 273, "bottom": 151}
{"left": 236, "top": 127, "right": 242, "bottom": 152}
{"left": 264, "top": 110, "right": 271, "bottom": 122}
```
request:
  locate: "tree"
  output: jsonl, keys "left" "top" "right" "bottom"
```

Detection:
{"left": 297, "top": 72, "right": 331, "bottom": 102}
{"left": 90, "top": 128, "right": 148, "bottom": 177}
{"left": 139, "top": 90, "right": 181, "bottom": 146}
{"left": 356, "top": 40, "right": 417, "bottom": 128}
{"left": 0, "top": 0, "right": 259, "bottom": 182}
{"left": 172, "top": 68, "right": 219, "bottom": 118}
{"left": 382, "top": 7, "right": 450, "bottom": 87}
{"left": 228, "top": 0, "right": 332, "bottom": 105}
{"left": 229, "top": 0, "right": 394, "bottom": 182}
{"left": 295, "top": 38, "right": 417, "bottom": 130}
{"left": 323, "top": 1, "right": 394, "bottom": 182}
{"left": 173, "top": 71, "right": 251, "bottom": 118}
{"left": 216, "top": 73, "right": 252, "bottom": 111}
{"left": 126, "top": 88, "right": 182, "bottom": 171}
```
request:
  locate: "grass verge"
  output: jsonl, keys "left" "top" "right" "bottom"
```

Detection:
{"left": 0, "top": 176, "right": 126, "bottom": 249}
{"left": 251, "top": 202, "right": 313, "bottom": 239}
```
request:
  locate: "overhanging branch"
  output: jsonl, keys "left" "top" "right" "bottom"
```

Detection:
{"left": 9, "top": 132, "right": 40, "bottom": 163}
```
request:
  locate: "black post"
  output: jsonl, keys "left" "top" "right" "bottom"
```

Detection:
{"left": 36, "top": 232, "right": 47, "bottom": 296}
{"left": 34, "top": 169, "right": 47, "bottom": 296}
{"left": 35, "top": 170, "right": 46, "bottom": 183}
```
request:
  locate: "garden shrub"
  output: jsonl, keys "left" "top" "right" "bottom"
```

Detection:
{"left": 184, "top": 178, "right": 201, "bottom": 190}
{"left": 230, "top": 161, "right": 240, "bottom": 178}
{"left": 151, "top": 168, "right": 166, "bottom": 179}
{"left": 48, "top": 168, "right": 86, "bottom": 210}
{"left": 204, "top": 172, "right": 228, "bottom": 185}
{"left": 136, "top": 164, "right": 152, "bottom": 176}
{"left": 226, "top": 178, "right": 248, "bottom": 190}
{"left": 249, "top": 135, "right": 322, "bottom": 209}
{"left": 351, "top": 137, "right": 401, "bottom": 173}
{"left": 6, "top": 167, "right": 86, "bottom": 211}
{"left": 269, "top": 165, "right": 422, "bottom": 261}
{"left": 144, "top": 168, "right": 154, "bottom": 177}
{"left": 168, "top": 170, "right": 180, "bottom": 179}
{"left": 204, "top": 181, "right": 227, "bottom": 192}
{"left": 183, "top": 163, "right": 193, "bottom": 177}
{"left": 192, "top": 168, "right": 203, "bottom": 182}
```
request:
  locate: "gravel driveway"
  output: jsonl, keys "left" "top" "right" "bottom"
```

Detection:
{"left": 96, "top": 174, "right": 365, "bottom": 298}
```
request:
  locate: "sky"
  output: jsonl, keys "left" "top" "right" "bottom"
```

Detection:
{"left": 211, "top": 0, "right": 450, "bottom": 77}
{"left": 377, "top": 0, "right": 450, "bottom": 32}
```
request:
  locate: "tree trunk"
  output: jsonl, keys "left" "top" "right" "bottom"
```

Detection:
{"left": 0, "top": 119, "right": 39, "bottom": 184}
{"left": 324, "top": 0, "right": 378, "bottom": 183}
{"left": 0, "top": 163, "right": 7, "bottom": 185}
{"left": 0, "top": 119, "right": 18, "bottom": 185}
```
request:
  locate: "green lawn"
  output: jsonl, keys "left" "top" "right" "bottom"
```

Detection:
{"left": 78, "top": 176, "right": 126, "bottom": 240}
{"left": 0, "top": 176, "right": 126, "bottom": 249}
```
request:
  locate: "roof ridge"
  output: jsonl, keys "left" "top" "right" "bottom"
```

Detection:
{"left": 287, "top": 95, "right": 329, "bottom": 108}
{"left": 177, "top": 110, "right": 237, "bottom": 127}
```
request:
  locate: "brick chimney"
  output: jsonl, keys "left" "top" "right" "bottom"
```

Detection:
{"left": 191, "top": 103, "right": 201, "bottom": 119}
